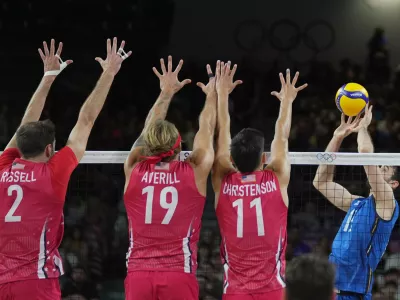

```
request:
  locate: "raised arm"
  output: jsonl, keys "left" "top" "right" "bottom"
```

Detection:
{"left": 313, "top": 114, "right": 362, "bottom": 211}
{"left": 211, "top": 61, "right": 243, "bottom": 198}
{"left": 357, "top": 104, "right": 395, "bottom": 220}
{"left": 267, "top": 70, "right": 307, "bottom": 190}
{"left": 67, "top": 38, "right": 131, "bottom": 161}
{"left": 124, "top": 56, "right": 191, "bottom": 172}
{"left": 6, "top": 39, "right": 72, "bottom": 150}
{"left": 188, "top": 64, "right": 218, "bottom": 175}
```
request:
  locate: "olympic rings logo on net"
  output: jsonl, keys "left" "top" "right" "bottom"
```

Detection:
{"left": 234, "top": 19, "right": 335, "bottom": 53}
{"left": 316, "top": 153, "right": 337, "bottom": 163}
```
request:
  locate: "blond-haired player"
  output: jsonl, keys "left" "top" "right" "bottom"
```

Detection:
{"left": 123, "top": 57, "right": 218, "bottom": 300}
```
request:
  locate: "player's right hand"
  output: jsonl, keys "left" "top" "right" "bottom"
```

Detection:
{"left": 271, "top": 69, "right": 307, "bottom": 103}
{"left": 215, "top": 60, "right": 243, "bottom": 95}
{"left": 95, "top": 38, "right": 132, "bottom": 77}
{"left": 38, "top": 39, "right": 73, "bottom": 76}
{"left": 333, "top": 113, "right": 361, "bottom": 138}
{"left": 152, "top": 56, "right": 191, "bottom": 95}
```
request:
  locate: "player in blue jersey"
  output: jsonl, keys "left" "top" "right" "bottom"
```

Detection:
{"left": 313, "top": 104, "right": 399, "bottom": 300}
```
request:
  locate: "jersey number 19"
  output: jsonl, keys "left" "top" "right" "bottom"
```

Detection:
{"left": 143, "top": 186, "right": 178, "bottom": 225}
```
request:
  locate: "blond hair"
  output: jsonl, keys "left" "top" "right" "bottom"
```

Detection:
{"left": 143, "top": 120, "right": 181, "bottom": 161}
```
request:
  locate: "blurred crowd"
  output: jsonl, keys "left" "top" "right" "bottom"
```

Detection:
{"left": 1, "top": 22, "right": 400, "bottom": 299}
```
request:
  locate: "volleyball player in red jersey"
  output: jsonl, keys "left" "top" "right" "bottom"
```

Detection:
{"left": 212, "top": 64, "right": 307, "bottom": 300}
{"left": 123, "top": 57, "right": 217, "bottom": 300}
{"left": 0, "top": 38, "right": 131, "bottom": 299}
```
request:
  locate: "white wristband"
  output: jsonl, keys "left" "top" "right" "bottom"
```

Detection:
{"left": 44, "top": 54, "right": 68, "bottom": 77}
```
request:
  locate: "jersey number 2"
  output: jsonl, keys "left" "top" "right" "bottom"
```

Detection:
{"left": 143, "top": 186, "right": 178, "bottom": 225}
{"left": 5, "top": 185, "right": 23, "bottom": 222}
{"left": 233, "top": 198, "right": 265, "bottom": 238}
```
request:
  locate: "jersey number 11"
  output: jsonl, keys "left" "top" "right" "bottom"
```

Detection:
{"left": 233, "top": 198, "right": 265, "bottom": 238}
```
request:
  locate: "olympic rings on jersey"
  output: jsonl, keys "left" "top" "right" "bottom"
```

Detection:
{"left": 316, "top": 153, "right": 337, "bottom": 163}
{"left": 234, "top": 19, "right": 335, "bottom": 53}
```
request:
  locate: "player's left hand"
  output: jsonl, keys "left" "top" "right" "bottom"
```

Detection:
{"left": 216, "top": 61, "right": 243, "bottom": 95}
{"left": 353, "top": 103, "right": 373, "bottom": 131}
{"left": 39, "top": 39, "right": 73, "bottom": 77}
{"left": 95, "top": 38, "right": 132, "bottom": 77}
{"left": 271, "top": 69, "right": 308, "bottom": 103}
{"left": 152, "top": 56, "right": 191, "bottom": 95}
{"left": 197, "top": 64, "right": 217, "bottom": 95}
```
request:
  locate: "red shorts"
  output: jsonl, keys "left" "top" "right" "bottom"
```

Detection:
{"left": 0, "top": 278, "right": 60, "bottom": 300}
{"left": 125, "top": 271, "right": 198, "bottom": 300}
{"left": 223, "top": 289, "right": 284, "bottom": 300}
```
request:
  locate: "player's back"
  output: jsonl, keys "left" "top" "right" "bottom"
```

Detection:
{"left": 0, "top": 158, "right": 65, "bottom": 284}
{"left": 330, "top": 195, "right": 399, "bottom": 294}
{"left": 216, "top": 170, "right": 287, "bottom": 294}
{"left": 124, "top": 160, "right": 205, "bottom": 274}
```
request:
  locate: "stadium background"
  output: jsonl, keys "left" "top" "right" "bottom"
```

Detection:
{"left": 1, "top": 0, "right": 400, "bottom": 299}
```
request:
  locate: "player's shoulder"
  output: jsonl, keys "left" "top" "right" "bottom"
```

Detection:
{"left": 52, "top": 146, "right": 78, "bottom": 160}
{"left": 222, "top": 169, "right": 239, "bottom": 178}
{"left": 170, "top": 160, "right": 198, "bottom": 175}
{"left": 1, "top": 148, "right": 21, "bottom": 157}
{"left": 348, "top": 195, "right": 368, "bottom": 207}
{"left": 47, "top": 146, "right": 78, "bottom": 169}
{"left": 219, "top": 172, "right": 235, "bottom": 187}
{"left": 261, "top": 167, "right": 281, "bottom": 178}
{"left": 0, "top": 148, "right": 21, "bottom": 170}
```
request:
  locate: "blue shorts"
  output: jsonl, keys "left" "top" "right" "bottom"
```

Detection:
{"left": 337, "top": 294, "right": 371, "bottom": 300}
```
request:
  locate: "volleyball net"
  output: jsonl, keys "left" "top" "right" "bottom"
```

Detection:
{"left": 34, "top": 151, "right": 400, "bottom": 297}
{"left": 77, "top": 150, "right": 400, "bottom": 164}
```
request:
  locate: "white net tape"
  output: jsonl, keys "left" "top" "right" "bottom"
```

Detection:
{"left": 56, "top": 151, "right": 400, "bottom": 165}
{"left": 2, "top": 151, "right": 400, "bottom": 165}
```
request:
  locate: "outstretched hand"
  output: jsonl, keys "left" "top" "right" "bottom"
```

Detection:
{"left": 271, "top": 69, "right": 308, "bottom": 102}
{"left": 39, "top": 39, "right": 73, "bottom": 76}
{"left": 333, "top": 114, "right": 361, "bottom": 139}
{"left": 354, "top": 103, "right": 373, "bottom": 131}
{"left": 95, "top": 38, "right": 132, "bottom": 76}
{"left": 153, "top": 56, "right": 191, "bottom": 95}
{"left": 334, "top": 104, "right": 373, "bottom": 138}
{"left": 197, "top": 64, "right": 216, "bottom": 95}
{"left": 215, "top": 61, "right": 243, "bottom": 95}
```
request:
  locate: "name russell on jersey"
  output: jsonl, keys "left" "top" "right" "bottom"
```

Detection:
{"left": 141, "top": 172, "right": 180, "bottom": 185}
{"left": 222, "top": 181, "right": 277, "bottom": 197}
{"left": 0, "top": 171, "right": 37, "bottom": 183}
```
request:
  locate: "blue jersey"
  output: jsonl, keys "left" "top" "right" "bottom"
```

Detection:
{"left": 329, "top": 195, "right": 399, "bottom": 294}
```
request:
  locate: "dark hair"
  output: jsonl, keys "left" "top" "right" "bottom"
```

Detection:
{"left": 230, "top": 128, "right": 264, "bottom": 173}
{"left": 384, "top": 280, "right": 397, "bottom": 289}
{"left": 16, "top": 120, "right": 56, "bottom": 158}
{"left": 286, "top": 255, "right": 335, "bottom": 300}
{"left": 391, "top": 166, "right": 400, "bottom": 182}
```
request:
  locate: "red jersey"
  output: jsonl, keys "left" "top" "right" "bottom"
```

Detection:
{"left": 0, "top": 147, "right": 78, "bottom": 284}
{"left": 124, "top": 160, "right": 205, "bottom": 274}
{"left": 216, "top": 170, "right": 287, "bottom": 294}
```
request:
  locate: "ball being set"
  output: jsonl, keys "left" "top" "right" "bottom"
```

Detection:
{"left": 335, "top": 83, "right": 369, "bottom": 117}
